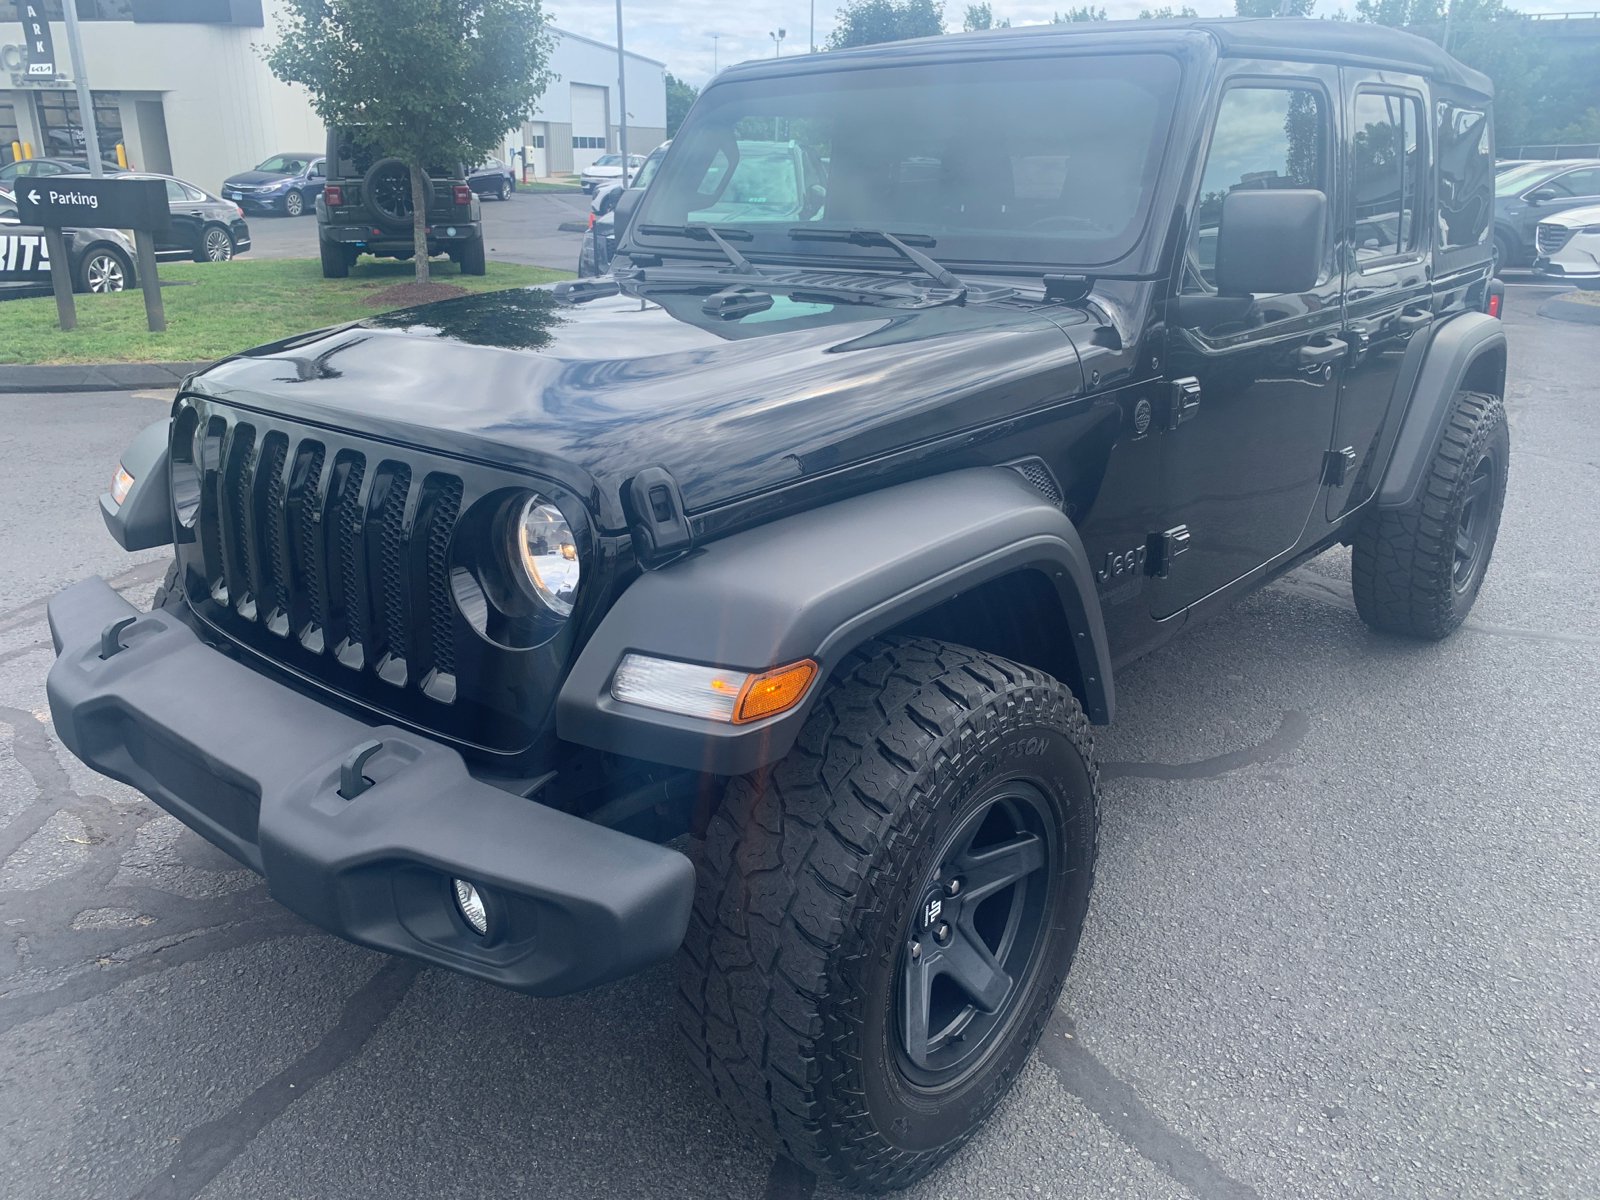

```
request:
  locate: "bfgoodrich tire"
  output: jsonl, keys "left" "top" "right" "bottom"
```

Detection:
{"left": 678, "top": 636, "right": 1099, "bottom": 1193}
{"left": 1352, "top": 389, "right": 1509, "bottom": 639}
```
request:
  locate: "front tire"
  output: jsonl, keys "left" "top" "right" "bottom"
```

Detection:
{"left": 678, "top": 637, "right": 1099, "bottom": 1193}
{"left": 77, "top": 245, "right": 131, "bottom": 293}
{"left": 496, "top": 177, "right": 511, "bottom": 201}
{"left": 1491, "top": 231, "right": 1512, "bottom": 277}
{"left": 1351, "top": 390, "right": 1509, "bottom": 639}
{"left": 284, "top": 188, "right": 305, "bottom": 217}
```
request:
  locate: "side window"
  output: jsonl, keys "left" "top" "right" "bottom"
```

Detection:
{"left": 309, "top": 159, "right": 325, "bottom": 178}
{"left": 1189, "top": 84, "right": 1327, "bottom": 291}
{"left": 1436, "top": 103, "right": 1491, "bottom": 249}
{"left": 1546, "top": 167, "right": 1600, "bottom": 198}
{"left": 182, "top": 182, "right": 206, "bottom": 202}
{"left": 1351, "top": 92, "right": 1425, "bottom": 262}
{"left": 164, "top": 179, "right": 186, "bottom": 203}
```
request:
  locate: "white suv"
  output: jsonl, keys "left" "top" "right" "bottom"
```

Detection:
{"left": 1534, "top": 203, "right": 1600, "bottom": 289}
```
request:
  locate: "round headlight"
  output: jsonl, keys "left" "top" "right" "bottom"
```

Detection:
{"left": 511, "top": 496, "right": 580, "bottom": 616}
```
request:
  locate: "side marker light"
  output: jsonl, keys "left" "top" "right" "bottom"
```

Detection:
{"left": 110, "top": 464, "right": 135, "bottom": 506}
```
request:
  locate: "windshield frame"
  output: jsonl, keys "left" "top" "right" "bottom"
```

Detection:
{"left": 627, "top": 49, "right": 1187, "bottom": 276}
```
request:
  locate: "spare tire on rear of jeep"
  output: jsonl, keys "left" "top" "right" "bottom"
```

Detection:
{"left": 362, "top": 158, "right": 414, "bottom": 227}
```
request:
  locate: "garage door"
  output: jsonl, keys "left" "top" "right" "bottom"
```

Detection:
{"left": 570, "top": 83, "right": 608, "bottom": 172}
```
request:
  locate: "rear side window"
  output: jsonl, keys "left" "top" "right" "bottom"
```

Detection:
{"left": 1352, "top": 92, "right": 1426, "bottom": 262}
{"left": 1189, "top": 83, "right": 1329, "bottom": 289}
{"left": 1436, "top": 104, "right": 1491, "bottom": 249}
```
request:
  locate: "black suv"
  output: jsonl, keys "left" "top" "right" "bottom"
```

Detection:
{"left": 56, "top": 20, "right": 1507, "bottom": 1194}
{"left": 315, "top": 126, "right": 485, "bottom": 277}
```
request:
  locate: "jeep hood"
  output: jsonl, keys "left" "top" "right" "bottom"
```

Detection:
{"left": 192, "top": 284, "right": 1088, "bottom": 530}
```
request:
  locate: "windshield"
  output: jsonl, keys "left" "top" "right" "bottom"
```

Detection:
{"left": 634, "top": 145, "right": 669, "bottom": 191}
{"left": 634, "top": 54, "right": 1180, "bottom": 269}
{"left": 255, "top": 155, "right": 307, "bottom": 173}
{"left": 1495, "top": 163, "right": 1561, "bottom": 196}
{"left": 593, "top": 154, "right": 623, "bottom": 167}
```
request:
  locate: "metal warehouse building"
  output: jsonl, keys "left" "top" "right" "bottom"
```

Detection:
{"left": 3, "top": 3, "right": 664, "bottom": 190}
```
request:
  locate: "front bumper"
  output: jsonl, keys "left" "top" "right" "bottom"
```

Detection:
{"left": 46, "top": 576, "right": 694, "bottom": 997}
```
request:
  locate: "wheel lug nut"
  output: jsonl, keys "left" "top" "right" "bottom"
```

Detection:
{"left": 934, "top": 921, "right": 952, "bottom": 946}
{"left": 909, "top": 941, "right": 921, "bottom": 960}
{"left": 945, "top": 877, "right": 962, "bottom": 897}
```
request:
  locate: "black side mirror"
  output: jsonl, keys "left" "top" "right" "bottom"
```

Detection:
{"left": 613, "top": 186, "right": 645, "bottom": 244}
{"left": 1214, "top": 189, "right": 1326, "bottom": 296}
{"left": 1526, "top": 188, "right": 1558, "bottom": 204}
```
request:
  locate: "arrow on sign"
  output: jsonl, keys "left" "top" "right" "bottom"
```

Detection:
{"left": 27, "top": 189, "right": 41, "bottom": 204}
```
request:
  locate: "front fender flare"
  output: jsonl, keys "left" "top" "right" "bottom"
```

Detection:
{"left": 100, "top": 418, "right": 173, "bottom": 551}
{"left": 557, "top": 468, "right": 1113, "bottom": 776}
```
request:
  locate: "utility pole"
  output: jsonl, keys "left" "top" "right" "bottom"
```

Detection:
{"left": 1442, "top": 0, "right": 1454, "bottom": 52}
{"left": 811, "top": 0, "right": 816, "bottom": 52}
{"left": 615, "top": 0, "right": 629, "bottom": 187}
{"left": 61, "top": 0, "right": 103, "bottom": 176}
{"left": 712, "top": 34, "right": 719, "bottom": 76}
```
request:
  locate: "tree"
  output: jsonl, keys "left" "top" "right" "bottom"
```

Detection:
{"left": 267, "top": 0, "right": 554, "bottom": 285}
{"left": 1140, "top": 5, "right": 1197, "bottom": 15}
{"left": 1233, "top": 0, "right": 1317, "bottom": 15}
{"left": 964, "top": 3, "right": 1010, "bottom": 29}
{"left": 666, "top": 72, "right": 699, "bottom": 139}
{"left": 1053, "top": 7, "right": 1107, "bottom": 21}
{"left": 825, "top": 0, "right": 945, "bottom": 50}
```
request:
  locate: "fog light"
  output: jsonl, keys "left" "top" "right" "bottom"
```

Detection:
{"left": 452, "top": 878, "right": 488, "bottom": 935}
{"left": 110, "top": 463, "right": 135, "bottom": 506}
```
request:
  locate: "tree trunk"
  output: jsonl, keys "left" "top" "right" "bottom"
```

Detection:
{"left": 410, "top": 163, "right": 430, "bottom": 285}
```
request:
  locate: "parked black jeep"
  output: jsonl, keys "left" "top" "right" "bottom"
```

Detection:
{"left": 55, "top": 19, "right": 1507, "bottom": 1193}
{"left": 315, "top": 125, "right": 486, "bottom": 277}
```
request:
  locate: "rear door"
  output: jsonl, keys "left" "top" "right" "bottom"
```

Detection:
{"left": 1156, "top": 63, "right": 1345, "bottom": 618}
{"left": 159, "top": 177, "right": 201, "bottom": 256}
{"left": 1326, "top": 74, "right": 1433, "bottom": 521}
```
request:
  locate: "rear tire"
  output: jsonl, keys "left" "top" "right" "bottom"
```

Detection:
{"left": 320, "top": 238, "right": 350, "bottom": 278}
{"left": 677, "top": 636, "right": 1099, "bottom": 1193}
{"left": 459, "top": 233, "right": 486, "bottom": 276}
{"left": 195, "top": 225, "right": 234, "bottom": 263}
{"left": 1351, "top": 390, "right": 1509, "bottom": 639}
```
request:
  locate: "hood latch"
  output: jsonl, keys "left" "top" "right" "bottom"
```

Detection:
{"left": 626, "top": 466, "right": 694, "bottom": 566}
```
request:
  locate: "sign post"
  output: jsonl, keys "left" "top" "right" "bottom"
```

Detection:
{"left": 17, "top": 177, "right": 171, "bottom": 332}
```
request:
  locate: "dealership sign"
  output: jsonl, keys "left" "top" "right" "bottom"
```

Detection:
{"left": 16, "top": 177, "right": 171, "bottom": 235}
{"left": 19, "top": 4, "right": 56, "bottom": 77}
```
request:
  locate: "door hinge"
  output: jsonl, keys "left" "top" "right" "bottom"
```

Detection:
{"left": 1169, "top": 377, "right": 1201, "bottom": 428}
{"left": 1322, "top": 446, "right": 1357, "bottom": 487}
{"left": 1145, "top": 525, "right": 1191, "bottom": 578}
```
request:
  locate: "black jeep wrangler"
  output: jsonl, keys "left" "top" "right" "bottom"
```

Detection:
{"left": 315, "top": 125, "right": 487, "bottom": 277}
{"left": 55, "top": 19, "right": 1506, "bottom": 1193}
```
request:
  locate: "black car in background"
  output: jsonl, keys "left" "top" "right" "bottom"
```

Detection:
{"left": 0, "top": 187, "right": 140, "bottom": 297}
{"left": 62, "top": 171, "right": 252, "bottom": 263}
{"left": 466, "top": 156, "right": 517, "bottom": 201}
{"left": 0, "top": 157, "right": 125, "bottom": 188}
{"left": 1492, "top": 158, "right": 1600, "bottom": 272}
{"left": 221, "top": 153, "right": 327, "bottom": 217}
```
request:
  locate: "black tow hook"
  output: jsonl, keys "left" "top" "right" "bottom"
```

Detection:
{"left": 338, "top": 739, "right": 384, "bottom": 799}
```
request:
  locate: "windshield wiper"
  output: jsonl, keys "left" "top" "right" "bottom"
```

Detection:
{"left": 786, "top": 228, "right": 966, "bottom": 299}
{"left": 636, "top": 223, "right": 759, "bottom": 275}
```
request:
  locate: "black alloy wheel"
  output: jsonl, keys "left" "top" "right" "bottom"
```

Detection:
{"left": 1453, "top": 450, "right": 1497, "bottom": 592}
{"left": 79, "top": 248, "right": 129, "bottom": 293}
{"left": 284, "top": 188, "right": 304, "bottom": 217}
{"left": 896, "top": 783, "right": 1056, "bottom": 1084}
{"left": 200, "top": 226, "right": 234, "bottom": 262}
{"left": 363, "top": 159, "right": 414, "bottom": 225}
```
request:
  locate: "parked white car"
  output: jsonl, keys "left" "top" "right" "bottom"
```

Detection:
{"left": 1533, "top": 202, "right": 1600, "bottom": 289}
{"left": 579, "top": 153, "right": 645, "bottom": 194}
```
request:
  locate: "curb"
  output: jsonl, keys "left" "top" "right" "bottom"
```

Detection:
{"left": 1538, "top": 294, "right": 1600, "bottom": 326}
{"left": 0, "top": 360, "right": 212, "bottom": 394}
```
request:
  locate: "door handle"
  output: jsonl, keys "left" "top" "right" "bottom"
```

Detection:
{"left": 1396, "top": 308, "right": 1431, "bottom": 332}
{"left": 188, "top": 210, "right": 204, "bottom": 217}
{"left": 1297, "top": 338, "right": 1347, "bottom": 368}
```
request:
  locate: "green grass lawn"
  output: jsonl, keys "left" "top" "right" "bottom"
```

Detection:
{"left": 0, "top": 257, "right": 573, "bottom": 365}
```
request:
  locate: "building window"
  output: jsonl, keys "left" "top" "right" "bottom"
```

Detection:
{"left": 527, "top": 135, "right": 545, "bottom": 148}
{"left": 573, "top": 136, "right": 606, "bottom": 149}
{"left": 30, "top": 89, "right": 124, "bottom": 162}
{"left": 1, "top": 98, "right": 19, "bottom": 166}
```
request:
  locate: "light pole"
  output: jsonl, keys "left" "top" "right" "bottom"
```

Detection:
{"left": 615, "top": 0, "right": 629, "bottom": 187}
{"left": 711, "top": 33, "right": 719, "bottom": 76}
{"left": 61, "top": 0, "right": 103, "bottom": 176}
{"left": 770, "top": 28, "right": 786, "bottom": 57}
{"left": 811, "top": 0, "right": 815, "bottom": 52}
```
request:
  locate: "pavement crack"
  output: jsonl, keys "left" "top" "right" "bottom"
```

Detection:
{"left": 1039, "top": 1013, "right": 1261, "bottom": 1200}
{"left": 131, "top": 956, "right": 423, "bottom": 1200}
{"left": 0, "top": 557, "right": 167, "bottom": 637}
{"left": 1101, "top": 711, "right": 1309, "bottom": 781}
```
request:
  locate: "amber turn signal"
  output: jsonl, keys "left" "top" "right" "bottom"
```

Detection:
{"left": 734, "top": 660, "right": 818, "bottom": 724}
{"left": 110, "top": 464, "right": 135, "bottom": 506}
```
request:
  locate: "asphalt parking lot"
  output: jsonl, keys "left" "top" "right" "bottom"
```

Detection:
{"left": 0, "top": 285, "right": 1595, "bottom": 1200}
{"left": 239, "top": 187, "right": 590, "bottom": 272}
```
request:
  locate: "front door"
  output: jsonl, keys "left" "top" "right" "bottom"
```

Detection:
{"left": 1155, "top": 65, "right": 1346, "bottom": 618}
{"left": 1328, "top": 76, "right": 1433, "bottom": 520}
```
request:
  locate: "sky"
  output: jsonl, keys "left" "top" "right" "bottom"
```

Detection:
{"left": 549, "top": 0, "right": 1584, "bottom": 87}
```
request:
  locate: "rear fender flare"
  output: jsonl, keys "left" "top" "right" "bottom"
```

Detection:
{"left": 1377, "top": 312, "right": 1506, "bottom": 510}
{"left": 556, "top": 467, "right": 1114, "bottom": 776}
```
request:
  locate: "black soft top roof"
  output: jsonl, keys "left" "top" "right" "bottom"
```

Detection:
{"left": 720, "top": 18, "right": 1491, "bottom": 98}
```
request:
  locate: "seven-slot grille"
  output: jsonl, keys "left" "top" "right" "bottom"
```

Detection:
{"left": 1536, "top": 223, "right": 1574, "bottom": 256}
{"left": 185, "top": 405, "right": 469, "bottom": 708}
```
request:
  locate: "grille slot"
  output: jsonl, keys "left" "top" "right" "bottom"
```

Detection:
{"left": 1536, "top": 224, "right": 1573, "bottom": 256}
{"left": 187, "top": 409, "right": 467, "bottom": 706}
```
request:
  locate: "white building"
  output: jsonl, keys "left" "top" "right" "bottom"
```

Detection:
{"left": 517, "top": 28, "right": 666, "bottom": 179}
{"left": 2, "top": 5, "right": 665, "bottom": 192}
